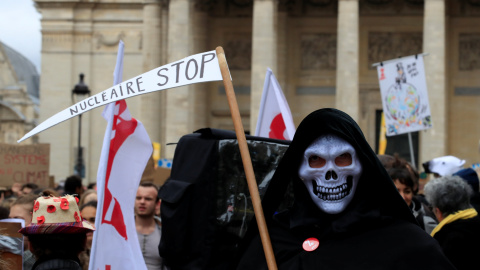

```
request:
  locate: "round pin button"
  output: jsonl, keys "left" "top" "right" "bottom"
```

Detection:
{"left": 302, "top": 237, "right": 319, "bottom": 252}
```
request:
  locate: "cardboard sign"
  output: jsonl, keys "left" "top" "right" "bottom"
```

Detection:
{"left": 0, "top": 143, "right": 50, "bottom": 187}
{"left": 141, "top": 155, "right": 171, "bottom": 187}
{"left": 0, "top": 220, "right": 24, "bottom": 270}
{"left": 18, "top": 50, "right": 225, "bottom": 143}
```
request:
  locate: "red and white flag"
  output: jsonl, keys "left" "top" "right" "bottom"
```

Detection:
{"left": 255, "top": 68, "right": 295, "bottom": 140}
{"left": 89, "top": 41, "right": 153, "bottom": 270}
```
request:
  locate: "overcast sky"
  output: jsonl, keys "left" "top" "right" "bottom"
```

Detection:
{"left": 0, "top": 0, "right": 41, "bottom": 73}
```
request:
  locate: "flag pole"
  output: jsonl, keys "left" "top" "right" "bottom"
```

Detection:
{"left": 216, "top": 46, "right": 278, "bottom": 270}
{"left": 408, "top": 132, "right": 416, "bottom": 169}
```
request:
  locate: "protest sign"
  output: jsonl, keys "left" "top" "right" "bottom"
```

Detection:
{"left": 18, "top": 50, "right": 224, "bottom": 143}
{"left": 0, "top": 143, "right": 50, "bottom": 187}
{"left": 377, "top": 54, "right": 432, "bottom": 136}
{"left": 0, "top": 219, "right": 24, "bottom": 270}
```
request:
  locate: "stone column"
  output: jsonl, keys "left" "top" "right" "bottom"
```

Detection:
{"left": 251, "top": 0, "right": 277, "bottom": 134}
{"left": 189, "top": 2, "right": 209, "bottom": 131}
{"left": 141, "top": 0, "right": 164, "bottom": 145}
{"left": 335, "top": 0, "right": 359, "bottom": 122}
{"left": 421, "top": 0, "right": 446, "bottom": 162}
{"left": 36, "top": 4, "right": 76, "bottom": 181}
{"left": 277, "top": 10, "right": 287, "bottom": 90}
{"left": 165, "top": 0, "right": 191, "bottom": 158}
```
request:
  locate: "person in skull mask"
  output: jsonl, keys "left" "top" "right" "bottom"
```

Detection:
{"left": 236, "top": 108, "right": 455, "bottom": 270}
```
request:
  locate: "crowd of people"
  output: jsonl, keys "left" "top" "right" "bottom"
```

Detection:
{"left": 0, "top": 174, "right": 168, "bottom": 270}
{"left": 1, "top": 108, "right": 480, "bottom": 270}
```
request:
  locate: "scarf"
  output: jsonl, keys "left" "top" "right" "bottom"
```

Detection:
{"left": 430, "top": 208, "right": 478, "bottom": 237}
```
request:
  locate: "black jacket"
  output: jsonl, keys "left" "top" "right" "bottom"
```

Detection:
{"left": 32, "top": 255, "right": 82, "bottom": 270}
{"left": 236, "top": 108, "right": 455, "bottom": 269}
{"left": 434, "top": 214, "right": 480, "bottom": 270}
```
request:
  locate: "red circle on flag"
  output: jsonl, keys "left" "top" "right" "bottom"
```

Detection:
{"left": 302, "top": 237, "right": 319, "bottom": 252}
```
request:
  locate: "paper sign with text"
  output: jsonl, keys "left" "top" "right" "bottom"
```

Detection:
{"left": 18, "top": 50, "right": 225, "bottom": 143}
{"left": 0, "top": 143, "right": 50, "bottom": 187}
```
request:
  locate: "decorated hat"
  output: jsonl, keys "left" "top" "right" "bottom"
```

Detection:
{"left": 19, "top": 195, "right": 95, "bottom": 235}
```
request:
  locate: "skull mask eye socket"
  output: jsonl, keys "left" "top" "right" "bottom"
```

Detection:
{"left": 309, "top": 155, "right": 326, "bottom": 168}
{"left": 335, "top": 153, "right": 352, "bottom": 167}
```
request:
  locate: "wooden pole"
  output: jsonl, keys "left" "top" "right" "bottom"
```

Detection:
{"left": 216, "top": 46, "right": 278, "bottom": 270}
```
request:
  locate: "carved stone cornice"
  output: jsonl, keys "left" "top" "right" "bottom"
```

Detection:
{"left": 360, "top": 0, "right": 423, "bottom": 15}
{"left": 459, "top": 33, "right": 480, "bottom": 71}
{"left": 94, "top": 32, "right": 125, "bottom": 49}
{"left": 368, "top": 32, "right": 422, "bottom": 69}
{"left": 468, "top": 0, "right": 480, "bottom": 6}
{"left": 301, "top": 33, "right": 337, "bottom": 70}
{"left": 365, "top": 0, "right": 394, "bottom": 5}
{"left": 229, "top": 0, "right": 253, "bottom": 8}
{"left": 223, "top": 35, "right": 252, "bottom": 70}
{"left": 450, "top": 0, "right": 480, "bottom": 16}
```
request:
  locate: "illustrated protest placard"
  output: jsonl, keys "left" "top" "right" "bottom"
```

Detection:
{"left": 377, "top": 55, "right": 432, "bottom": 136}
{"left": 0, "top": 143, "right": 50, "bottom": 187}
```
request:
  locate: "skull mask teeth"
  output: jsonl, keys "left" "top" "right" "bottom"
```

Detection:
{"left": 298, "top": 134, "right": 363, "bottom": 214}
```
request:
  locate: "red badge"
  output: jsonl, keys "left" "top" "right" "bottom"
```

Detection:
{"left": 60, "top": 198, "right": 69, "bottom": 210}
{"left": 33, "top": 201, "right": 39, "bottom": 212}
{"left": 37, "top": 216, "right": 45, "bottom": 225}
{"left": 302, "top": 237, "right": 319, "bottom": 252}
{"left": 47, "top": 205, "right": 56, "bottom": 213}
{"left": 75, "top": 197, "right": 79, "bottom": 204}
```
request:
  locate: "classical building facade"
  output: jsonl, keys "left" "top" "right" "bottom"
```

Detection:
{"left": 0, "top": 42, "right": 39, "bottom": 145}
{"left": 34, "top": 0, "right": 480, "bottom": 183}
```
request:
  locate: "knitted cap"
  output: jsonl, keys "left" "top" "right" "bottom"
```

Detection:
{"left": 454, "top": 168, "right": 480, "bottom": 192}
{"left": 19, "top": 194, "right": 95, "bottom": 235}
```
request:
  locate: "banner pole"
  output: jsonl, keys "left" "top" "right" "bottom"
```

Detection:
{"left": 408, "top": 132, "right": 416, "bottom": 169}
{"left": 216, "top": 46, "right": 278, "bottom": 270}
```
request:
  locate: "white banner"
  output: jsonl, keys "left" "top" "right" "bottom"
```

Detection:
{"left": 18, "top": 50, "right": 224, "bottom": 142}
{"left": 377, "top": 54, "right": 432, "bottom": 136}
{"left": 255, "top": 68, "right": 295, "bottom": 140}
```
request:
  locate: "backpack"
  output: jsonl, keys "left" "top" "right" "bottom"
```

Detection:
{"left": 158, "top": 128, "right": 290, "bottom": 270}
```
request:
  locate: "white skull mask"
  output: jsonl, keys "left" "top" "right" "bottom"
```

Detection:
{"left": 298, "top": 134, "right": 363, "bottom": 214}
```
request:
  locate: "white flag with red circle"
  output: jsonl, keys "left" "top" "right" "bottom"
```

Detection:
{"left": 255, "top": 68, "right": 295, "bottom": 140}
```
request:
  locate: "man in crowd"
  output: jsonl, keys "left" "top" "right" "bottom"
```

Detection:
{"left": 135, "top": 182, "right": 165, "bottom": 270}
{"left": 453, "top": 167, "right": 480, "bottom": 213}
{"left": 79, "top": 200, "right": 97, "bottom": 270}
{"left": 424, "top": 175, "right": 480, "bottom": 270}
{"left": 9, "top": 193, "right": 37, "bottom": 270}
{"left": 20, "top": 183, "right": 38, "bottom": 196}
{"left": 64, "top": 175, "right": 84, "bottom": 198}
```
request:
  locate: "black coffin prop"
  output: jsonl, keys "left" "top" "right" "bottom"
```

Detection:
{"left": 158, "top": 128, "right": 291, "bottom": 270}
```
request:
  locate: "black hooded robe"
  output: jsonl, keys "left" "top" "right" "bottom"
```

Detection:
{"left": 236, "top": 108, "right": 455, "bottom": 270}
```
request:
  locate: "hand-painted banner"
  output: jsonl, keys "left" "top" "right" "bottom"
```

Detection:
{"left": 377, "top": 54, "right": 433, "bottom": 136}
{"left": 17, "top": 50, "right": 224, "bottom": 142}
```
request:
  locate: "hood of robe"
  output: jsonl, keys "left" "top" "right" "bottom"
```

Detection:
{"left": 261, "top": 108, "right": 417, "bottom": 236}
